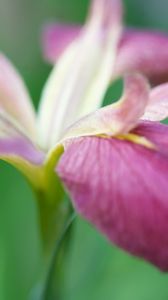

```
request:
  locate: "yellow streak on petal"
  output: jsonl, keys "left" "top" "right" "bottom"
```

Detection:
{"left": 117, "top": 133, "right": 155, "bottom": 149}
{"left": 98, "top": 133, "right": 155, "bottom": 150}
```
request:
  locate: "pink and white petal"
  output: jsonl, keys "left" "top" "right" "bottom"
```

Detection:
{"left": 133, "top": 121, "right": 168, "bottom": 156}
{"left": 42, "top": 0, "right": 123, "bottom": 64}
{"left": 0, "top": 107, "right": 43, "bottom": 165}
{"left": 60, "top": 74, "right": 149, "bottom": 142}
{"left": 0, "top": 136, "right": 44, "bottom": 165}
{"left": 0, "top": 108, "right": 44, "bottom": 185}
{"left": 57, "top": 136, "right": 168, "bottom": 271}
{"left": 0, "top": 133, "right": 45, "bottom": 187}
{"left": 0, "top": 54, "right": 36, "bottom": 138}
{"left": 88, "top": 0, "right": 123, "bottom": 28}
{"left": 42, "top": 23, "right": 81, "bottom": 63}
{"left": 142, "top": 83, "right": 168, "bottom": 121}
{"left": 115, "top": 30, "right": 168, "bottom": 85}
{"left": 38, "top": 0, "right": 123, "bottom": 150}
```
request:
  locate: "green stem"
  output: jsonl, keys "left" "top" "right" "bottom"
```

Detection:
{"left": 34, "top": 144, "right": 66, "bottom": 259}
{"left": 35, "top": 166, "right": 68, "bottom": 259}
{"left": 41, "top": 212, "right": 76, "bottom": 300}
{"left": 30, "top": 145, "right": 75, "bottom": 299}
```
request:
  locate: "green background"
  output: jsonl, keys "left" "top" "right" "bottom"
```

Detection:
{"left": 0, "top": 0, "right": 168, "bottom": 299}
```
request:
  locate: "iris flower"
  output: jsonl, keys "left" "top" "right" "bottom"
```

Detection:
{"left": 0, "top": 0, "right": 122, "bottom": 185}
{"left": 57, "top": 74, "right": 168, "bottom": 271}
{"left": 1, "top": 0, "right": 168, "bottom": 185}
{"left": 0, "top": 0, "right": 122, "bottom": 252}
{"left": 43, "top": 0, "right": 168, "bottom": 86}
{"left": 1, "top": 0, "right": 168, "bottom": 261}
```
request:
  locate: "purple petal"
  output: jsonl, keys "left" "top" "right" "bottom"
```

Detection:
{"left": 42, "top": 23, "right": 81, "bottom": 63}
{"left": 0, "top": 136, "right": 44, "bottom": 165}
{"left": 0, "top": 135, "right": 45, "bottom": 186}
{"left": 57, "top": 135, "right": 168, "bottom": 271}
{"left": 116, "top": 30, "right": 168, "bottom": 85}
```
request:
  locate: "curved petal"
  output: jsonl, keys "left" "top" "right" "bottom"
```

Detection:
{"left": 115, "top": 30, "right": 168, "bottom": 85}
{"left": 0, "top": 134, "right": 45, "bottom": 187}
{"left": 133, "top": 121, "right": 168, "bottom": 156}
{"left": 0, "top": 106, "right": 44, "bottom": 186}
{"left": 57, "top": 136, "right": 168, "bottom": 271}
{"left": 37, "top": 0, "right": 123, "bottom": 150}
{"left": 0, "top": 136, "right": 44, "bottom": 165}
{"left": 60, "top": 74, "right": 149, "bottom": 142}
{"left": 0, "top": 54, "right": 36, "bottom": 139}
{"left": 142, "top": 83, "right": 168, "bottom": 121}
{"left": 42, "top": 23, "right": 81, "bottom": 63}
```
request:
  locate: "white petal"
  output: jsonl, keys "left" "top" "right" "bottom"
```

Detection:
{"left": 37, "top": 0, "right": 123, "bottom": 150}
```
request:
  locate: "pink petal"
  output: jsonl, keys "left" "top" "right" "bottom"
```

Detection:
{"left": 61, "top": 74, "right": 149, "bottom": 141}
{"left": 42, "top": 19, "right": 168, "bottom": 88}
{"left": 57, "top": 136, "right": 168, "bottom": 271}
{"left": 0, "top": 54, "right": 36, "bottom": 138}
{"left": 116, "top": 30, "right": 168, "bottom": 85}
{"left": 133, "top": 121, "right": 168, "bottom": 156}
{"left": 142, "top": 83, "right": 168, "bottom": 121}
{"left": 42, "top": 23, "right": 81, "bottom": 63}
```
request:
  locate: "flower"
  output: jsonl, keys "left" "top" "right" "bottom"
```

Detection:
{"left": 42, "top": 0, "right": 168, "bottom": 86}
{"left": 57, "top": 73, "right": 168, "bottom": 271}
{"left": 0, "top": 0, "right": 123, "bottom": 184}
{"left": 2, "top": 0, "right": 168, "bottom": 264}
{"left": 0, "top": 53, "right": 72, "bottom": 251}
{"left": 0, "top": 23, "right": 121, "bottom": 249}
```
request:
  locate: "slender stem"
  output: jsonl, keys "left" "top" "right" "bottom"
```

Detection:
{"left": 40, "top": 212, "right": 76, "bottom": 300}
{"left": 35, "top": 144, "right": 66, "bottom": 259}
{"left": 35, "top": 170, "right": 67, "bottom": 259}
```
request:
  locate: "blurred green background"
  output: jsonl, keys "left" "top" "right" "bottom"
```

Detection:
{"left": 0, "top": 0, "right": 168, "bottom": 299}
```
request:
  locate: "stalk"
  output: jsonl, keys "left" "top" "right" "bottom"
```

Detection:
{"left": 41, "top": 212, "right": 76, "bottom": 300}
{"left": 30, "top": 145, "right": 74, "bottom": 299}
